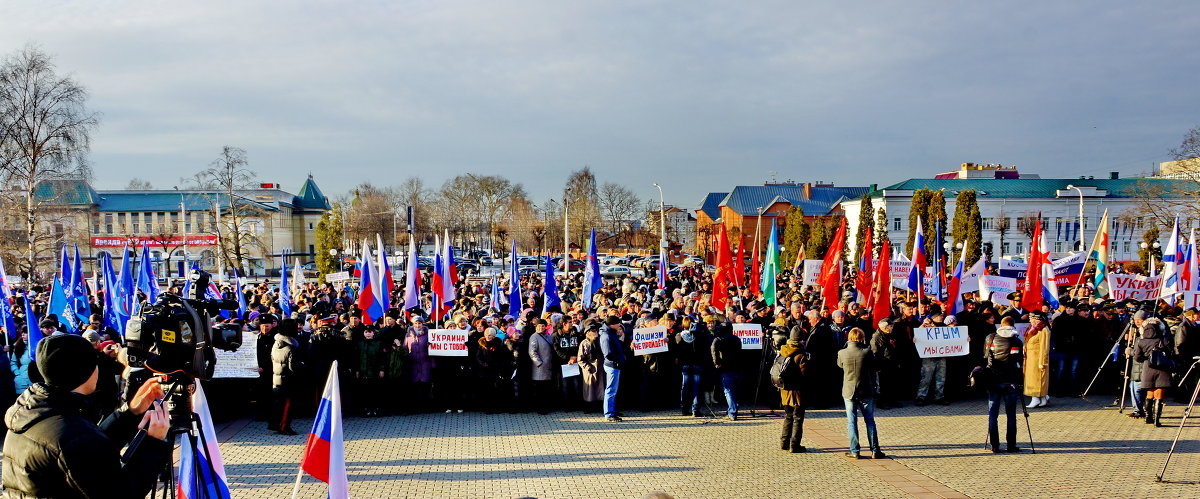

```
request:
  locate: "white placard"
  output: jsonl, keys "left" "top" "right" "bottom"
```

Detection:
{"left": 801, "top": 260, "right": 822, "bottom": 285}
{"left": 913, "top": 326, "right": 970, "bottom": 358}
{"left": 325, "top": 271, "right": 350, "bottom": 282}
{"left": 560, "top": 363, "right": 581, "bottom": 378}
{"left": 212, "top": 332, "right": 260, "bottom": 378}
{"left": 1107, "top": 274, "right": 1164, "bottom": 301}
{"left": 631, "top": 325, "right": 670, "bottom": 355}
{"left": 732, "top": 323, "right": 763, "bottom": 350}
{"left": 979, "top": 275, "right": 1018, "bottom": 305}
{"left": 428, "top": 328, "right": 469, "bottom": 356}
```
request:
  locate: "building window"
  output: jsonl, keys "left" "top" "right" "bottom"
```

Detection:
{"left": 893, "top": 218, "right": 901, "bottom": 231}
{"left": 309, "top": 244, "right": 315, "bottom": 254}
{"left": 54, "top": 224, "right": 64, "bottom": 238}
{"left": 132, "top": 223, "right": 139, "bottom": 233}
{"left": 982, "top": 218, "right": 993, "bottom": 230}
{"left": 1016, "top": 242, "right": 1024, "bottom": 255}
{"left": 105, "top": 223, "right": 113, "bottom": 234}
{"left": 1136, "top": 217, "right": 1144, "bottom": 229}
{"left": 131, "top": 213, "right": 139, "bottom": 224}
{"left": 1123, "top": 241, "right": 1131, "bottom": 254}
{"left": 308, "top": 222, "right": 314, "bottom": 230}
{"left": 1001, "top": 242, "right": 1010, "bottom": 255}
{"left": 1054, "top": 241, "right": 1063, "bottom": 253}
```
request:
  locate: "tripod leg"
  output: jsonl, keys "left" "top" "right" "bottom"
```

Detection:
{"left": 1118, "top": 357, "right": 1131, "bottom": 413}
{"left": 1020, "top": 403, "right": 1035, "bottom": 454}
{"left": 1157, "top": 375, "right": 1200, "bottom": 481}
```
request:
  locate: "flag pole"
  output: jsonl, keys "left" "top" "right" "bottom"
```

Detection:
{"left": 290, "top": 466, "right": 305, "bottom": 499}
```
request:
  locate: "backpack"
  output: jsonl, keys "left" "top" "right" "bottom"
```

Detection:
{"left": 769, "top": 353, "right": 802, "bottom": 390}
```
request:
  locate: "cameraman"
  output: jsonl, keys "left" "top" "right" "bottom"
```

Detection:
{"left": 4, "top": 334, "right": 170, "bottom": 497}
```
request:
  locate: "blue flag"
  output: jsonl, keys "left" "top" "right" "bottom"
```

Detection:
{"left": 280, "top": 252, "right": 292, "bottom": 318}
{"left": 489, "top": 276, "right": 501, "bottom": 312}
{"left": 182, "top": 261, "right": 200, "bottom": 298}
{"left": 582, "top": 229, "right": 602, "bottom": 310}
{"left": 48, "top": 274, "right": 69, "bottom": 332}
{"left": 508, "top": 242, "right": 520, "bottom": 317}
{"left": 116, "top": 245, "right": 134, "bottom": 336}
{"left": 71, "top": 245, "right": 89, "bottom": 326}
{"left": 24, "top": 292, "right": 39, "bottom": 362}
{"left": 136, "top": 243, "right": 160, "bottom": 305}
{"left": 0, "top": 256, "right": 17, "bottom": 341}
{"left": 542, "top": 252, "right": 560, "bottom": 315}
{"left": 101, "top": 252, "right": 121, "bottom": 334}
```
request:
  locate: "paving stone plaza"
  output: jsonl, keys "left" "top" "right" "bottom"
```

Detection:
{"left": 214, "top": 397, "right": 1200, "bottom": 498}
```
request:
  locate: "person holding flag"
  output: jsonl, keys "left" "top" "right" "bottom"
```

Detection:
{"left": 582, "top": 229, "right": 603, "bottom": 310}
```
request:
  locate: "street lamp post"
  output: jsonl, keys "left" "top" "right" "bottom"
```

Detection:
{"left": 1066, "top": 184, "right": 1085, "bottom": 252}
{"left": 173, "top": 186, "right": 188, "bottom": 276}
{"left": 563, "top": 188, "right": 571, "bottom": 275}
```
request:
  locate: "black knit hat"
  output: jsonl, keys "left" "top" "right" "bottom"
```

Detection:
{"left": 36, "top": 334, "right": 97, "bottom": 390}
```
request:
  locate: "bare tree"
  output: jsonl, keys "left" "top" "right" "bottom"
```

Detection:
{"left": 192, "top": 146, "right": 258, "bottom": 274}
{"left": 597, "top": 182, "right": 640, "bottom": 248}
{"left": 564, "top": 167, "right": 600, "bottom": 249}
{"left": 0, "top": 45, "right": 99, "bottom": 277}
{"left": 395, "top": 176, "right": 430, "bottom": 245}
{"left": 1129, "top": 125, "right": 1200, "bottom": 226}
{"left": 342, "top": 182, "right": 397, "bottom": 248}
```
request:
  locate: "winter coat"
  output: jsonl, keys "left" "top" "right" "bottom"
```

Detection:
{"left": 308, "top": 327, "right": 349, "bottom": 383}
{"left": 578, "top": 337, "right": 606, "bottom": 402}
{"left": 271, "top": 333, "right": 302, "bottom": 388}
{"left": 10, "top": 353, "right": 31, "bottom": 396}
{"left": 357, "top": 336, "right": 385, "bottom": 378}
{"left": 1134, "top": 318, "right": 1174, "bottom": 389}
{"left": 405, "top": 327, "right": 433, "bottom": 383}
{"left": 528, "top": 332, "right": 556, "bottom": 381}
{"left": 778, "top": 343, "right": 807, "bottom": 408}
{"left": 1023, "top": 321, "right": 1051, "bottom": 397}
{"left": 385, "top": 338, "right": 408, "bottom": 380}
{"left": 599, "top": 327, "right": 626, "bottom": 369}
{"left": 836, "top": 341, "right": 876, "bottom": 401}
{"left": 869, "top": 328, "right": 905, "bottom": 368}
{"left": 476, "top": 337, "right": 510, "bottom": 379}
{"left": 711, "top": 331, "right": 743, "bottom": 374}
{"left": 674, "top": 328, "right": 711, "bottom": 367}
{"left": 985, "top": 327, "right": 1024, "bottom": 385}
{"left": 2, "top": 384, "right": 169, "bottom": 498}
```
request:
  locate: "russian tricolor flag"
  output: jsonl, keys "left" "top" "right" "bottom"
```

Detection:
{"left": 907, "top": 216, "right": 926, "bottom": 301}
{"left": 297, "top": 361, "right": 349, "bottom": 499}
{"left": 178, "top": 381, "right": 230, "bottom": 499}
{"left": 357, "top": 242, "right": 384, "bottom": 323}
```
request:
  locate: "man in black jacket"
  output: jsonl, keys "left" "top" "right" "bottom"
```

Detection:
{"left": 4, "top": 334, "right": 171, "bottom": 498}
{"left": 271, "top": 318, "right": 304, "bottom": 435}
{"left": 711, "top": 323, "right": 743, "bottom": 421}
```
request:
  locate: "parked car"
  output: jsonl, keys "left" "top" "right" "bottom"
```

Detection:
{"left": 456, "top": 261, "right": 479, "bottom": 275}
{"left": 640, "top": 255, "right": 660, "bottom": 271}
{"left": 518, "top": 267, "right": 541, "bottom": 278}
{"left": 601, "top": 265, "right": 633, "bottom": 278}
{"left": 480, "top": 255, "right": 494, "bottom": 266}
{"left": 627, "top": 256, "right": 646, "bottom": 267}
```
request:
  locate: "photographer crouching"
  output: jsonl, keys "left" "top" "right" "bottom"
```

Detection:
{"left": 3, "top": 334, "right": 171, "bottom": 498}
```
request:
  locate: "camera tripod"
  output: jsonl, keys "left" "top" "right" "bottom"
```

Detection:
{"left": 1157, "top": 357, "right": 1200, "bottom": 482}
{"left": 1080, "top": 319, "right": 1136, "bottom": 413}
{"left": 142, "top": 378, "right": 228, "bottom": 499}
{"left": 982, "top": 385, "right": 1037, "bottom": 454}
{"left": 748, "top": 332, "right": 782, "bottom": 418}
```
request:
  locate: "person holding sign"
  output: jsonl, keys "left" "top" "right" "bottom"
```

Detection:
{"left": 711, "top": 323, "right": 743, "bottom": 421}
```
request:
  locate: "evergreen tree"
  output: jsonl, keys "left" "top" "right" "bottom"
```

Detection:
{"left": 906, "top": 189, "right": 929, "bottom": 254}
{"left": 315, "top": 203, "right": 345, "bottom": 281}
{"left": 781, "top": 207, "right": 809, "bottom": 268}
{"left": 875, "top": 207, "right": 890, "bottom": 258}
{"left": 952, "top": 189, "right": 983, "bottom": 265}
{"left": 808, "top": 217, "right": 829, "bottom": 259}
{"left": 854, "top": 193, "right": 875, "bottom": 263}
{"left": 927, "top": 189, "right": 947, "bottom": 262}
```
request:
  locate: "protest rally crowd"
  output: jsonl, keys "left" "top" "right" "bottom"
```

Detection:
{"left": 1, "top": 211, "right": 1198, "bottom": 466}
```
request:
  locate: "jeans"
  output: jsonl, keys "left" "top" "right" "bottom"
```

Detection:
{"left": 1129, "top": 380, "right": 1144, "bottom": 414}
{"left": 1055, "top": 354, "right": 1081, "bottom": 390}
{"left": 843, "top": 397, "right": 880, "bottom": 455}
{"left": 603, "top": 365, "right": 621, "bottom": 418}
{"left": 719, "top": 372, "right": 740, "bottom": 417}
{"left": 560, "top": 371, "right": 581, "bottom": 406}
{"left": 680, "top": 365, "right": 702, "bottom": 414}
{"left": 987, "top": 384, "right": 1019, "bottom": 450}
{"left": 917, "top": 358, "right": 946, "bottom": 400}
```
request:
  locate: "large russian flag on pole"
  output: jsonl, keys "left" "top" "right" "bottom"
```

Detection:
{"left": 178, "top": 380, "right": 230, "bottom": 499}
{"left": 357, "top": 242, "right": 384, "bottom": 323}
{"left": 295, "top": 361, "right": 349, "bottom": 499}
{"left": 906, "top": 216, "right": 926, "bottom": 302}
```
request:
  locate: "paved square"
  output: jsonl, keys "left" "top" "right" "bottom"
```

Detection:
{"left": 215, "top": 397, "right": 1200, "bottom": 498}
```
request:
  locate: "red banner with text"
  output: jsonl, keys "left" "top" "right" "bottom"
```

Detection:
{"left": 91, "top": 235, "right": 219, "bottom": 248}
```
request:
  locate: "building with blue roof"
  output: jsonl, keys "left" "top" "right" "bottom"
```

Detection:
{"left": 839, "top": 163, "right": 1199, "bottom": 265}
{"left": 693, "top": 181, "right": 871, "bottom": 259}
{"left": 33, "top": 175, "right": 331, "bottom": 277}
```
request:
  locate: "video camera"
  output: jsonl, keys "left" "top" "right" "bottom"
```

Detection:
{"left": 122, "top": 268, "right": 241, "bottom": 429}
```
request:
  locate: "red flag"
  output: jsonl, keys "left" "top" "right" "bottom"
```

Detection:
{"left": 749, "top": 238, "right": 761, "bottom": 296}
{"left": 711, "top": 225, "right": 734, "bottom": 310}
{"left": 872, "top": 238, "right": 893, "bottom": 327}
{"left": 820, "top": 218, "right": 848, "bottom": 312}
{"left": 856, "top": 225, "right": 874, "bottom": 305}
{"left": 1020, "top": 214, "right": 1045, "bottom": 312}
{"left": 735, "top": 239, "right": 746, "bottom": 287}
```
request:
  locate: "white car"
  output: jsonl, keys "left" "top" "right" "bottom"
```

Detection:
{"left": 601, "top": 265, "right": 633, "bottom": 278}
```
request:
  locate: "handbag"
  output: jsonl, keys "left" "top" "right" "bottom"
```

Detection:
{"left": 1149, "top": 346, "right": 1177, "bottom": 372}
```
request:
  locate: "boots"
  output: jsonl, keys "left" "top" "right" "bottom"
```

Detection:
{"left": 1144, "top": 399, "right": 1155, "bottom": 424}
{"left": 781, "top": 439, "right": 790, "bottom": 451}
{"left": 1155, "top": 400, "right": 1165, "bottom": 427}
{"left": 1026, "top": 396, "right": 1040, "bottom": 409}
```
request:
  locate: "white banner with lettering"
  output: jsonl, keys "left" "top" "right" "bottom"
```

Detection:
{"left": 732, "top": 323, "right": 763, "bottom": 350}
{"left": 913, "top": 326, "right": 970, "bottom": 358}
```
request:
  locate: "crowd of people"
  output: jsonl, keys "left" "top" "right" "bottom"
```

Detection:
{"left": 0, "top": 253, "right": 1197, "bottom": 459}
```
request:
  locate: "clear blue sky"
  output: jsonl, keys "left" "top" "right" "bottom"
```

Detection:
{"left": 4, "top": 1, "right": 1197, "bottom": 208}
